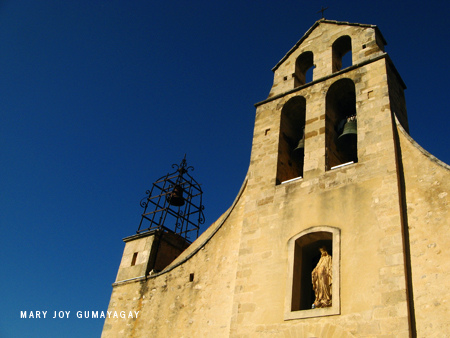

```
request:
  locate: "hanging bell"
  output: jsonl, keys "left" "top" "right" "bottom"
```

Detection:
{"left": 338, "top": 119, "right": 357, "bottom": 139}
{"left": 337, "top": 118, "right": 357, "bottom": 150}
{"left": 293, "top": 128, "right": 305, "bottom": 156}
{"left": 167, "top": 184, "right": 185, "bottom": 207}
{"left": 293, "top": 136, "right": 305, "bottom": 154}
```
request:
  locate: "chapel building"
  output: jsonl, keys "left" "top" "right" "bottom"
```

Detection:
{"left": 102, "top": 19, "right": 450, "bottom": 337}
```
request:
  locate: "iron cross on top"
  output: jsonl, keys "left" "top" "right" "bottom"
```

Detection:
{"left": 317, "top": 6, "right": 329, "bottom": 19}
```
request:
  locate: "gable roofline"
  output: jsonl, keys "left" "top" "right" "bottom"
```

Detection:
{"left": 272, "top": 19, "right": 388, "bottom": 72}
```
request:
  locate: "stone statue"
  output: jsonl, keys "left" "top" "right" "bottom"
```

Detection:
{"left": 311, "top": 246, "right": 332, "bottom": 308}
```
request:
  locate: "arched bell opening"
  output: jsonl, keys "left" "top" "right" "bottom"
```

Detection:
{"left": 294, "top": 51, "right": 314, "bottom": 87}
{"left": 325, "top": 78, "right": 358, "bottom": 170}
{"left": 276, "top": 96, "right": 306, "bottom": 185}
{"left": 332, "top": 35, "right": 352, "bottom": 73}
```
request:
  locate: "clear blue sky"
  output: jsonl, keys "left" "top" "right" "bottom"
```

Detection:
{"left": 1, "top": 1, "right": 449, "bottom": 337}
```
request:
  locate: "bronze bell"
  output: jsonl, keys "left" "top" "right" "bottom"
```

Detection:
{"left": 337, "top": 118, "right": 357, "bottom": 150}
{"left": 167, "top": 184, "right": 185, "bottom": 206}
{"left": 293, "top": 128, "right": 305, "bottom": 156}
{"left": 293, "top": 136, "right": 305, "bottom": 154}
{"left": 338, "top": 119, "right": 357, "bottom": 139}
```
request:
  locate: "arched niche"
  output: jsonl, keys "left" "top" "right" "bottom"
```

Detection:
{"left": 332, "top": 35, "right": 352, "bottom": 73}
{"left": 325, "top": 78, "right": 358, "bottom": 170}
{"left": 285, "top": 226, "right": 341, "bottom": 320}
{"left": 276, "top": 96, "right": 306, "bottom": 185}
{"left": 294, "top": 51, "right": 314, "bottom": 87}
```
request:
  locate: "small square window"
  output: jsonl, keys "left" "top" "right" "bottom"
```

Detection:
{"left": 131, "top": 252, "right": 138, "bottom": 266}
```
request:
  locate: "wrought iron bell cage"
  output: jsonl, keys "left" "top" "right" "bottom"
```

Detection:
{"left": 137, "top": 156, "right": 205, "bottom": 243}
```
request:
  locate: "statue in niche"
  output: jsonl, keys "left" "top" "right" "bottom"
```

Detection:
{"left": 311, "top": 246, "right": 332, "bottom": 308}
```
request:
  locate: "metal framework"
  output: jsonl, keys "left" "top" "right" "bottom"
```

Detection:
{"left": 137, "top": 156, "right": 205, "bottom": 243}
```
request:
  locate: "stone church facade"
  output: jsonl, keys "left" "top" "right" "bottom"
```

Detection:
{"left": 102, "top": 20, "right": 449, "bottom": 337}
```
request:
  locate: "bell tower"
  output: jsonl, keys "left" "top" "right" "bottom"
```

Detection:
{"left": 243, "top": 19, "right": 414, "bottom": 331}
{"left": 113, "top": 156, "right": 205, "bottom": 283}
{"left": 256, "top": 19, "right": 408, "bottom": 186}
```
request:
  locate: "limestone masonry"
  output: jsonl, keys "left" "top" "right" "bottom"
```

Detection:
{"left": 102, "top": 20, "right": 449, "bottom": 337}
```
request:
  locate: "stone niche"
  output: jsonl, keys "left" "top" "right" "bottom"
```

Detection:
{"left": 285, "top": 226, "right": 340, "bottom": 320}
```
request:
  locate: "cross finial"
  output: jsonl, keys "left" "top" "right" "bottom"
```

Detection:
{"left": 317, "top": 6, "right": 329, "bottom": 19}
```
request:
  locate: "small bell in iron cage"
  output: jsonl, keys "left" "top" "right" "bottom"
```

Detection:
{"left": 167, "top": 184, "right": 185, "bottom": 207}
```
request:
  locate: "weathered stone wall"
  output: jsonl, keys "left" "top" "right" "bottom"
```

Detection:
{"left": 115, "top": 233, "right": 156, "bottom": 282}
{"left": 386, "top": 61, "right": 408, "bottom": 132}
{"left": 397, "top": 124, "right": 450, "bottom": 337}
